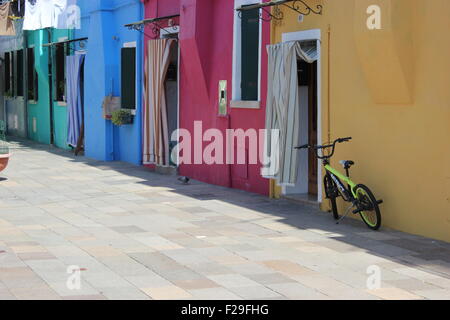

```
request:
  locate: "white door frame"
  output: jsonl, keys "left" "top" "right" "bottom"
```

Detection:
{"left": 281, "top": 29, "right": 323, "bottom": 203}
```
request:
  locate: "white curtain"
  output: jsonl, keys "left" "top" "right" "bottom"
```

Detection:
{"left": 23, "top": 0, "right": 76, "bottom": 30}
{"left": 143, "top": 38, "right": 176, "bottom": 166}
{"left": 263, "top": 41, "right": 318, "bottom": 186}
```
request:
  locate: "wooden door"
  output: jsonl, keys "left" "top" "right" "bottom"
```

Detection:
{"left": 308, "top": 62, "right": 318, "bottom": 195}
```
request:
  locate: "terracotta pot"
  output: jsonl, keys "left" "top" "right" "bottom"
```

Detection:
{"left": 0, "top": 154, "right": 11, "bottom": 173}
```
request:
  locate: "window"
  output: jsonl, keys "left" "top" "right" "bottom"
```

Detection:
{"left": 240, "top": 5, "right": 259, "bottom": 101}
{"left": 9, "top": 51, "right": 16, "bottom": 97}
{"left": 16, "top": 49, "right": 24, "bottom": 97}
{"left": 27, "top": 47, "right": 38, "bottom": 101}
{"left": 4, "top": 52, "right": 11, "bottom": 96}
{"left": 232, "top": 0, "right": 261, "bottom": 105}
{"left": 10, "top": 0, "right": 25, "bottom": 18}
{"left": 54, "top": 45, "right": 66, "bottom": 102}
{"left": 121, "top": 47, "right": 136, "bottom": 109}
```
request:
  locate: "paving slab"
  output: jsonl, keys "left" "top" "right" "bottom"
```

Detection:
{"left": 0, "top": 138, "right": 449, "bottom": 300}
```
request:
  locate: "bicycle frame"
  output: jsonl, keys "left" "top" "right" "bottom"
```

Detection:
{"left": 296, "top": 137, "right": 358, "bottom": 201}
{"left": 324, "top": 164, "right": 357, "bottom": 201}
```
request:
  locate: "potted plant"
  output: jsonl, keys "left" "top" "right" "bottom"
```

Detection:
{"left": 111, "top": 109, "right": 134, "bottom": 126}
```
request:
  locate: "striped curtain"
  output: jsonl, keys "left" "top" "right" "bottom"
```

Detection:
{"left": 143, "top": 38, "right": 176, "bottom": 166}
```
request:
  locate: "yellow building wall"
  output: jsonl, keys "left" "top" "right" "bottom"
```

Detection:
{"left": 271, "top": 0, "right": 450, "bottom": 242}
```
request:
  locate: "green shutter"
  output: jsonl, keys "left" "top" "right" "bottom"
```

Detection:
{"left": 11, "top": 52, "right": 15, "bottom": 97}
{"left": 4, "top": 52, "right": 10, "bottom": 94}
{"left": 27, "top": 48, "right": 37, "bottom": 101}
{"left": 16, "top": 49, "right": 24, "bottom": 97}
{"left": 121, "top": 47, "right": 136, "bottom": 109}
{"left": 241, "top": 7, "right": 260, "bottom": 101}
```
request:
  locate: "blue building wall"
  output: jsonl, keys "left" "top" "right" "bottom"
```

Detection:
{"left": 76, "top": 0, "right": 143, "bottom": 165}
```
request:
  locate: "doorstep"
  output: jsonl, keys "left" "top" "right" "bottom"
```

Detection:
{"left": 282, "top": 193, "right": 320, "bottom": 208}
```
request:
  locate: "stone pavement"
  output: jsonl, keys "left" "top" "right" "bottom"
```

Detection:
{"left": 0, "top": 138, "right": 450, "bottom": 300}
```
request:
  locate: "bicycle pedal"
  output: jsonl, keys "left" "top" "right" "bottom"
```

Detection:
{"left": 377, "top": 200, "right": 383, "bottom": 205}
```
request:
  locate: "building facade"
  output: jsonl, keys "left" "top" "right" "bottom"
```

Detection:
{"left": 0, "top": 1, "right": 73, "bottom": 149}
{"left": 141, "top": 0, "right": 271, "bottom": 195}
{"left": 1, "top": 0, "right": 448, "bottom": 242}
{"left": 75, "top": 0, "right": 144, "bottom": 164}
{"left": 269, "top": 0, "right": 450, "bottom": 242}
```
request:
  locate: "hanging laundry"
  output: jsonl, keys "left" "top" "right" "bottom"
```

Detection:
{"left": 23, "top": 0, "right": 41, "bottom": 30}
{"left": 23, "top": 0, "right": 76, "bottom": 30}
{"left": 0, "top": 2, "right": 16, "bottom": 36}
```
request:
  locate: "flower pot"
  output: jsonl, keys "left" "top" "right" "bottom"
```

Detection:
{"left": 0, "top": 154, "right": 11, "bottom": 173}
{"left": 121, "top": 114, "right": 134, "bottom": 125}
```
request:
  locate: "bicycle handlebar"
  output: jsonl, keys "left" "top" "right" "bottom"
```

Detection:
{"left": 295, "top": 137, "right": 352, "bottom": 160}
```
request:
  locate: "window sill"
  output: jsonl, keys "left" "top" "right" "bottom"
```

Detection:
{"left": 5, "top": 96, "right": 24, "bottom": 101}
{"left": 28, "top": 100, "right": 38, "bottom": 105}
{"left": 230, "top": 100, "right": 260, "bottom": 109}
{"left": 56, "top": 101, "right": 67, "bottom": 107}
{"left": 121, "top": 108, "right": 137, "bottom": 115}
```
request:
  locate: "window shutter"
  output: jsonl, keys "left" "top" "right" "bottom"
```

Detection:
{"left": 27, "top": 48, "right": 37, "bottom": 101}
{"left": 11, "top": 51, "right": 15, "bottom": 96}
{"left": 241, "top": 7, "right": 260, "bottom": 101}
{"left": 121, "top": 47, "right": 136, "bottom": 109}
{"left": 17, "top": 49, "right": 24, "bottom": 97}
{"left": 4, "top": 52, "right": 10, "bottom": 94}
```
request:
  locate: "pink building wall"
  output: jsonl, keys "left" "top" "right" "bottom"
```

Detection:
{"left": 143, "top": 0, "right": 270, "bottom": 196}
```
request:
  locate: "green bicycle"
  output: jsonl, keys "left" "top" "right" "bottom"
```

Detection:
{"left": 296, "top": 137, "right": 383, "bottom": 230}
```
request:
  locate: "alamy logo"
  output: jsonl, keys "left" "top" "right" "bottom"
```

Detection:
{"left": 66, "top": 265, "right": 82, "bottom": 290}
{"left": 367, "top": 5, "right": 382, "bottom": 30}
{"left": 366, "top": 265, "right": 382, "bottom": 290}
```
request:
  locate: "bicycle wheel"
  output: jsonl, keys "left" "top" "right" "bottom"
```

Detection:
{"left": 324, "top": 175, "right": 339, "bottom": 220}
{"left": 354, "top": 184, "right": 381, "bottom": 230}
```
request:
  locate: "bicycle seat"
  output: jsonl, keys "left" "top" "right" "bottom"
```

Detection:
{"left": 340, "top": 160, "right": 355, "bottom": 169}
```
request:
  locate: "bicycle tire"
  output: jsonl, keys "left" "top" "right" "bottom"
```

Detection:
{"left": 354, "top": 184, "right": 382, "bottom": 230}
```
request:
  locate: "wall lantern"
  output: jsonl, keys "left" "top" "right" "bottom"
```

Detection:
{"left": 237, "top": 0, "right": 323, "bottom": 22}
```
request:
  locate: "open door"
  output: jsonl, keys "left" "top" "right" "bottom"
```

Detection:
{"left": 307, "top": 61, "right": 318, "bottom": 196}
{"left": 143, "top": 38, "right": 178, "bottom": 170}
{"left": 284, "top": 59, "right": 318, "bottom": 201}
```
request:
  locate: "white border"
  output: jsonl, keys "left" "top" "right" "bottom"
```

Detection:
{"left": 123, "top": 41, "right": 137, "bottom": 114}
{"left": 281, "top": 29, "right": 323, "bottom": 203}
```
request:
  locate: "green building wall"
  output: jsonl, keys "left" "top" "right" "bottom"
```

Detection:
{"left": 26, "top": 28, "right": 72, "bottom": 150}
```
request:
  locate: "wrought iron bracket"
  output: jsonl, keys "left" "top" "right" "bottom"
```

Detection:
{"left": 42, "top": 37, "right": 88, "bottom": 53}
{"left": 125, "top": 15, "right": 180, "bottom": 38}
{"left": 237, "top": 0, "right": 322, "bottom": 22}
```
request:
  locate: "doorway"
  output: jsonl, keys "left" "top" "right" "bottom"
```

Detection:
{"left": 284, "top": 58, "right": 318, "bottom": 200}
{"left": 163, "top": 38, "right": 179, "bottom": 167}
